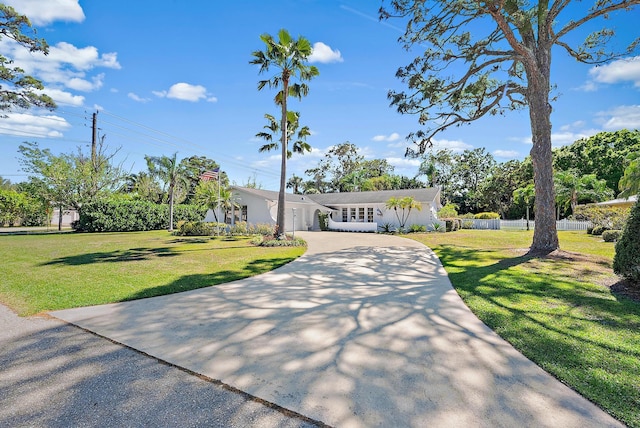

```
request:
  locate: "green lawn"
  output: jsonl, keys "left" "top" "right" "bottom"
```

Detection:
{"left": 407, "top": 230, "right": 640, "bottom": 427}
{"left": 0, "top": 230, "right": 305, "bottom": 316}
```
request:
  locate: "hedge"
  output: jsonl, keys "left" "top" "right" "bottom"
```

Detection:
{"left": 74, "top": 200, "right": 206, "bottom": 232}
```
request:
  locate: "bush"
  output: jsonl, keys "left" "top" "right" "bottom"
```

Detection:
{"left": 317, "top": 212, "right": 329, "bottom": 231}
{"left": 378, "top": 222, "right": 396, "bottom": 233}
{"left": 474, "top": 212, "right": 500, "bottom": 219}
{"left": 252, "top": 235, "right": 307, "bottom": 247}
{"left": 438, "top": 203, "right": 459, "bottom": 218}
{"left": 613, "top": 200, "right": 640, "bottom": 284}
{"left": 573, "top": 205, "right": 630, "bottom": 231}
{"left": 461, "top": 220, "right": 475, "bottom": 229}
{"left": 431, "top": 222, "right": 444, "bottom": 232}
{"left": 176, "top": 221, "right": 216, "bottom": 236}
{"left": 409, "top": 224, "right": 427, "bottom": 233}
{"left": 75, "top": 199, "right": 206, "bottom": 232}
{"left": 591, "top": 225, "right": 609, "bottom": 236}
{"left": 442, "top": 218, "right": 461, "bottom": 232}
{"left": 602, "top": 230, "right": 622, "bottom": 242}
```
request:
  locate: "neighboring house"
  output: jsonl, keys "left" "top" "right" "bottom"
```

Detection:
{"left": 225, "top": 186, "right": 442, "bottom": 232}
{"left": 591, "top": 195, "right": 638, "bottom": 209}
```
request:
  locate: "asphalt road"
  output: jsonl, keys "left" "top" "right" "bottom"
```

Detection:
{"left": 0, "top": 304, "right": 322, "bottom": 427}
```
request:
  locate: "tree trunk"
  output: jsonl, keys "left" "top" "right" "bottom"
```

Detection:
{"left": 277, "top": 78, "right": 289, "bottom": 238}
{"left": 168, "top": 186, "right": 174, "bottom": 231}
{"left": 526, "top": 51, "right": 559, "bottom": 253}
{"left": 58, "top": 204, "right": 63, "bottom": 231}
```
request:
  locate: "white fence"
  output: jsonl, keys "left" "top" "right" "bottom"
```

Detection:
{"left": 497, "top": 219, "right": 592, "bottom": 231}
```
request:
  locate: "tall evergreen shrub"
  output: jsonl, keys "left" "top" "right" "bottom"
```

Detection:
{"left": 613, "top": 200, "right": 640, "bottom": 285}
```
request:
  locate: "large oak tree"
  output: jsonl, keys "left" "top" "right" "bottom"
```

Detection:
{"left": 381, "top": 0, "right": 639, "bottom": 253}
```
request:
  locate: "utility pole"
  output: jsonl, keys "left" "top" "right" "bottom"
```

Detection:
{"left": 91, "top": 111, "right": 98, "bottom": 171}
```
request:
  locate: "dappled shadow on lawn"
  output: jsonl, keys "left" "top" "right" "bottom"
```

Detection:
{"left": 439, "top": 245, "right": 640, "bottom": 424}
{"left": 51, "top": 239, "right": 620, "bottom": 427}
{"left": 40, "top": 247, "right": 179, "bottom": 266}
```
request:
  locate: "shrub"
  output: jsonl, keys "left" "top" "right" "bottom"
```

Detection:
{"left": 75, "top": 199, "right": 206, "bottom": 232}
{"left": 438, "top": 203, "right": 459, "bottom": 218}
{"left": 409, "top": 224, "right": 427, "bottom": 233}
{"left": 613, "top": 200, "right": 640, "bottom": 284}
{"left": 176, "top": 221, "right": 216, "bottom": 236}
{"left": 474, "top": 212, "right": 500, "bottom": 219}
{"left": 602, "top": 230, "right": 622, "bottom": 242}
{"left": 431, "top": 222, "right": 444, "bottom": 232}
{"left": 442, "top": 218, "right": 461, "bottom": 232}
{"left": 253, "top": 235, "right": 307, "bottom": 247}
{"left": 573, "top": 205, "right": 630, "bottom": 231}
{"left": 591, "top": 225, "right": 609, "bottom": 236}
{"left": 378, "top": 222, "right": 396, "bottom": 233}
{"left": 461, "top": 220, "right": 475, "bottom": 229}
{"left": 317, "top": 212, "right": 329, "bottom": 231}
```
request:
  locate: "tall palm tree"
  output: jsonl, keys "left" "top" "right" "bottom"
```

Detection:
{"left": 145, "top": 153, "right": 188, "bottom": 231}
{"left": 251, "top": 29, "right": 319, "bottom": 238}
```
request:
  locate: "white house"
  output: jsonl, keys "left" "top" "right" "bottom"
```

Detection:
{"left": 225, "top": 186, "right": 442, "bottom": 232}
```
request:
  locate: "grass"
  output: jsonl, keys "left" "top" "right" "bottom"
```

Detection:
{"left": 0, "top": 230, "right": 305, "bottom": 317}
{"left": 407, "top": 229, "right": 640, "bottom": 427}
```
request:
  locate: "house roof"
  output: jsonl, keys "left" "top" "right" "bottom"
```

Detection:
{"left": 593, "top": 195, "right": 637, "bottom": 206}
{"left": 231, "top": 186, "right": 441, "bottom": 210}
{"left": 231, "top": 186, "right": 329, "bottom": 209}
{"left": 306, "top": 188, "right": 440, "bottom": 206}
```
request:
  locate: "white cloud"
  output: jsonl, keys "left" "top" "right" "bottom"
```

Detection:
{"left": 5, "top": 0, "right": 85, "bottom": 26}
{"left": 597, "top": 105, "right": 640, "bottom": 130}
{"left": 0, "top": 38, "right": 120, "bottom": 100}
{"left": 40, "top": 88, "right": 85, "bottom": 106}
{"left": 309, "top": 42, "right": 343, "bottom": 64}
{"left": 386, "top": 157, "right": 421, "bottom": 168}
{"left": 493, "top": 149, "right": 520, "bottom": 158}
{"left": 517, "top": 128, "right": 600, "bottom": 147}
{"left": 155, "top": 83, "right": 217, "bottom": 102}
{"left": 372, "top": 132, "right": 401, "bottom": 142}
{"left": 589, "top": 56, "right": 640, "bottom": 88}
{"left": 128, "top": 92, "right": 150, "bottom": 103}
{"left": 0, "top": 112, "right": 71, "bottom": 138}
{"left": 432, "top": 138, "right": 473, "bottom": 152}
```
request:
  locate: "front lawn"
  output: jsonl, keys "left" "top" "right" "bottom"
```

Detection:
{"left": 0, "top": 231, "right": 305, "bottom": 316}
{"left": 408, "top": 230, "right": 640, "bottom": 427}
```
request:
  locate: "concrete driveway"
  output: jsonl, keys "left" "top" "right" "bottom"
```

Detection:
{"left": 51, "top": 231, "right": 622, "bottom": 427}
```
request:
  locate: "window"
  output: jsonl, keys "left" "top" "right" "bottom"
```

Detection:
{"left": 342, "top": 208, "right": 348, "bottom": 222}
{"left": 350, "top": 207, "right": 356, "bottom": 221}
{"left": 358, "top": 207, "right": 365, "bottom": 221}
{"left": 367, "top": 207, "right": 374, "bottom": 222}
{"left": 241, "top": 205, "right": 248, "bottom": 222}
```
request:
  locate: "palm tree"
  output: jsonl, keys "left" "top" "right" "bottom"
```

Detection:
{"left": 555, "top": 170, "right": 613, "bottom": 216}
{"left": 194, "top": 181, "right": 221, "bottom": 221}
{"left": 251, "top": 29, "right": 319, "bottom": 238}
{"left": 286, "top": 174, "right": 304, "bottom": 194}
{"left": 385, "top": 196, "right": 422, "bottom": 230}
{"left": 256, "top": 111, "right": 312, "bottom": 159}
{"left": 513, "top": 184, "right": 535, "bottom": 230}
{"left": 145, "top": 153, "right": 188, "bottom": 231}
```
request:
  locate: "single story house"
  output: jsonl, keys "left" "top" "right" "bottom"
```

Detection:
{"left": 222, "top": 186, "right": 442, "bottom": 232}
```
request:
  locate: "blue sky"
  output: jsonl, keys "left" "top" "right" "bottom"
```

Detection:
{"left": 1, "top": 0, "right": 639, "bottom": 190}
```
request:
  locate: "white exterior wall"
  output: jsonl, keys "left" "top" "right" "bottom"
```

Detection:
{"left": 330, "top": 202, "right": 439, "bottom": 229}
{"left": 232, "top": 189, "right": 321, "bottom": 232}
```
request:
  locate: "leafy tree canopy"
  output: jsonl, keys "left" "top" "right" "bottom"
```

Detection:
{"left": 0, "top": 5, "right": 56, "bottom": 114}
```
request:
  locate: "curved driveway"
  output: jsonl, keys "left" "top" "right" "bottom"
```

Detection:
{"left": 52, "top": 232, "right": 621, "bottom": 427}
